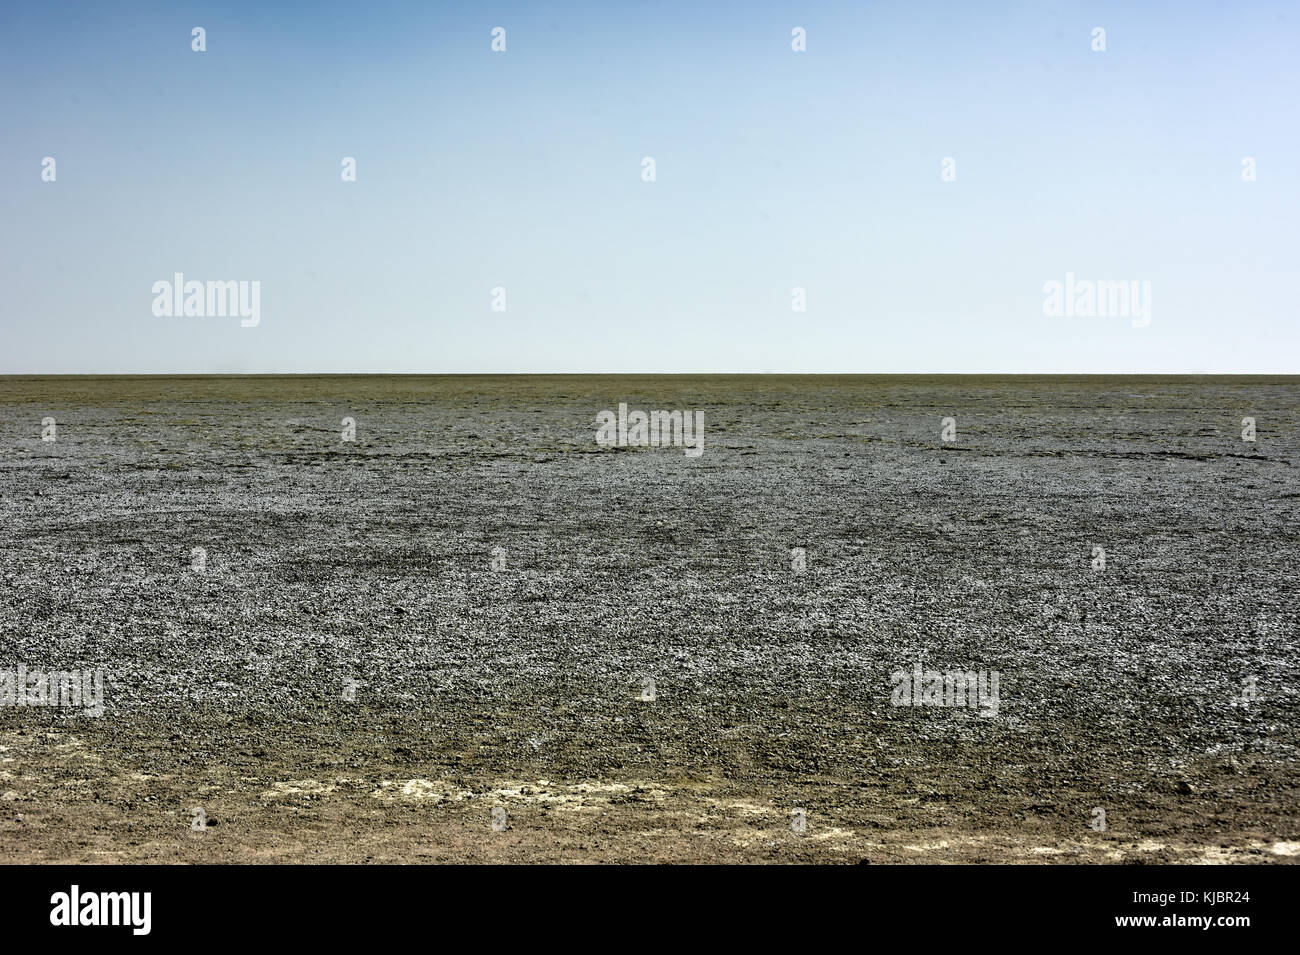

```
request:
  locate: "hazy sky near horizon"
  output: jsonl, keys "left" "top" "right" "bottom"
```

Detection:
{"left": 2, "top": 1, "right": 1297, "bottom": 374}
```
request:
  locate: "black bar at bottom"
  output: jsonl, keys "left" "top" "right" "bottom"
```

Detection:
{"left": 0, "top": 863, "right": 1288, "bottom": 942}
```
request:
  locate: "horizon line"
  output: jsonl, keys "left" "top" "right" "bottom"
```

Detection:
{"left": 1, "top": 371, "right": 1297, "bottom": 378}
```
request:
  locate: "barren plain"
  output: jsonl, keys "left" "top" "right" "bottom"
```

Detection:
{"left": 0, "top": 375, "right": 1296, "bottom": 863}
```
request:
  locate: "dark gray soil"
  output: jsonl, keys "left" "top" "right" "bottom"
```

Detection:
{"left": 0, "top": 375, "right": 1296, "bottom": 863}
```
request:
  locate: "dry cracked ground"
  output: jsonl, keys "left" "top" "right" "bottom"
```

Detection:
{"left": 0, "top": 374, "right": 1297, "bottom": 863}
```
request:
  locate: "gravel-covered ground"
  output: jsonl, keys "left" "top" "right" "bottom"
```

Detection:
{"left": 0, "top": 374, "right": 1296, "bottom": 863}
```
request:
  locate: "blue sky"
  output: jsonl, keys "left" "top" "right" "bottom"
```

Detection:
{"left": 2, "top": 0, "right": 1297, "bottom": 373}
